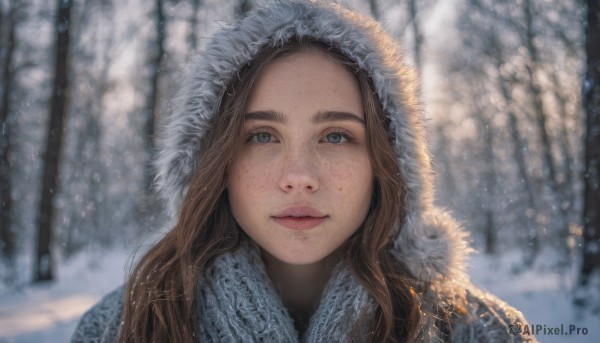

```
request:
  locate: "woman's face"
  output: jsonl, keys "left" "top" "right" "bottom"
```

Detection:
{"left": 228, "top": 49, "right": 373, "bottom": 266}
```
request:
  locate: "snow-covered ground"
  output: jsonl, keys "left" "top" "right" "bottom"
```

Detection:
{"left": 468, "top": 251, "right": 599, "bottom": 343}
{"left": 0, "top": 250, "right": 131, "bottom": 343}
{"left": 0, "top": 248, "right": 598, "bottom": 342}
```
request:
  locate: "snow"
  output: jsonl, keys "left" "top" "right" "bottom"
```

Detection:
{"left": 468, "top": 251, "right": 599, "bottom": 343}
{"left": 0, "top": 248, "right": 598, "bottom": 342}
{"left": 0, "top": 249, "right": 130, "bottom": 343}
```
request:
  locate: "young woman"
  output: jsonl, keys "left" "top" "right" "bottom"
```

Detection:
{"left": 72, "top": 1, "right": 536, "bottom": 342}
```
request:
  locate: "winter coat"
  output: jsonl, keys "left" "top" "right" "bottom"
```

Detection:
{"left": 72, "top": 1, "right": 537, "bottom": 342}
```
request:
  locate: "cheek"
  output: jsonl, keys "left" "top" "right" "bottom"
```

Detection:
{"left": 228, "top": 154, "right": 278, "bottom": 206}
{"left": 228, "top": 161, "right": 260, "bottom": 228}
{"left": 323, "top": 152, "right": 373, "bottom": 198}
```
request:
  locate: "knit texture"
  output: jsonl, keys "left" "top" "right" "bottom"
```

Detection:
{"left": 196, "top": 241, "right": 374, "bottom": 342}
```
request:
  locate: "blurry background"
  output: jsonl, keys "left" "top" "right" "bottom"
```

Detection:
{"left": 0, "top": 0, "right": 598, "bottom": 342}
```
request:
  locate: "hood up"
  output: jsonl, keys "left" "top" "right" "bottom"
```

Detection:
{"left": 155, "top": 0, "right": 471, "bottom": 286}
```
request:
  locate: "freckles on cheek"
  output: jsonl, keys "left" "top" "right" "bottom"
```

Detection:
{"left": 328, "top": 169, "right": 354, "bottom": 196}
{"left": 239, "top": 165, "right": 257, "bottom": 191}
{"left": 325, "top": 156, "right": 372, "bottom": 195}
{"left": 236, "top": 160, "right": 271, "bottom": 193}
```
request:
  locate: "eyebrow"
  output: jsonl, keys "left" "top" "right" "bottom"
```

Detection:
{"left": 244, "top": 110, "right": 286, "bottom": 123}
{"left": 312, "top": 110, "right": 365, "bottom": 124}
{"left": 244, "top": 110, "right": 365, "bottom": 124}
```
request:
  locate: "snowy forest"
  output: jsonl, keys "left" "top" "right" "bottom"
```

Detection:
{"left": 0, "top": 0, "right": 599, "bottom": 341}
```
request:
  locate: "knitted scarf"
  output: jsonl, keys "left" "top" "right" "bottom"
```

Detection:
{"left": 197, "top": 240, "right": 376, "bottom": 342}
{"left": 71, "top": 232, "right": 534, "bottom": 343}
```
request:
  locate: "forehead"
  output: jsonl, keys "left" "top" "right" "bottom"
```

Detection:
{"left": 245, "top": 49, "right": 364, "bottom": 119}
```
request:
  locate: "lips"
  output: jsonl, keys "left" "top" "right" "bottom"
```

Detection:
{"left": 272, "top": 206, "right": 328, "bottom": 230}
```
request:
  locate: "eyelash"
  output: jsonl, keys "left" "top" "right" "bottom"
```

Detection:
{"left": 245, "top": 127, "right": 356, "bottom": 144}
{"left": 321, "top": 128, "right": 355, "bottom": 144}
{"left": 246, "top": 127, "right": 279, "bottom": 144}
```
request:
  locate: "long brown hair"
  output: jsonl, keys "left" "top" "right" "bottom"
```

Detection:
{"left": 119, "top": 39, "right": 430, "bottom": 342}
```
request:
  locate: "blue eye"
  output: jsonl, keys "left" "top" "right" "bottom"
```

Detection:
{"left": 325, "top": 132, "right": 347, "bottom": 144}
{"left": 254, "top": 132, "right": 272, "bottom": 143}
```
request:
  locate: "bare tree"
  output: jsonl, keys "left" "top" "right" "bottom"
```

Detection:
{"left": 521, "top": 0, "right": 571, "bottom": 237}
{"left": 235, "top": 0, "right": 252, "bottom": 18}
{"left": 407, "top": 0, "right": 423, "bottom": 74}
{"left": 433, "top": 0, "right": 583, "bottom": 263}
{"left": 0, "top": 0, "right": 20, "bottom": 263}
{"left": 492, "top": 55, "right": 541, "bottom": 261}
{"left": 35, "top": 0, "right": 73, "bottom": 282}
{"left": 143, "top": 0, "right": 166, "bottom": 194}
{"left": 369, "top": 0, "right": 379, "bottom": 19}
{"left": 581, "top": 0, "right": 600, "bottom": 285}
{"left": 383, "top": 0, "right": 434, "bottom": 76}
{"left": 59, "top": 0, "right": 116, "bottom": 256}
{"left": 187, "top": 0, "right": 203, "bottom": 51}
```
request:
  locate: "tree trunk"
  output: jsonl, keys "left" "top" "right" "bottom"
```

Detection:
{"left": 144, "top": 0, "right": 165, "bottom": 193}
{"left": 494, "top": 58, "right": 539, "bottom": 254}
{"left": 408, "top": 0, "right": 422, "bottom": 76}
{"left": 523, "top": 0, "right": 571, "bottom": 239}
{"left": 187, "top": 0, "right": 202, "bottom": 51}
{"left": 549, "top": 70, "right": 576, "bottom": 210}
{"left": 485, "top": 210, "right": 496, "bottom": 255}
{"left": 581, "top": 0, "right": 600, "bottom": 285}
{"left": 35, "top": 0, "right": 73, "bottom": 282}
{"left": 434, "top": 122, "right": 459, "bottom": 201}
{"left": 234, "top": 0, "right": 252, "bottom": 18}
{"left": 480, "top": 109, "right": 498, "bottom": 255}
{"left": 0, "top": 0, "right": 17, "bottom": 261}
{"left": 369, "top": 0, "right": 379, "bottom": 19}
{"left": 548, "top": 68, "right": 578, "bottom": 262}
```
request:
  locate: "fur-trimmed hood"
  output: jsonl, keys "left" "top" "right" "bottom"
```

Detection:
{"left": 155, "top": 0, "right": 471, "bottom": 286}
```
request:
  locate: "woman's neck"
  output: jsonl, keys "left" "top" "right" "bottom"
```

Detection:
{"left": 262, "top": 249, "right": 343, "bottom": 334}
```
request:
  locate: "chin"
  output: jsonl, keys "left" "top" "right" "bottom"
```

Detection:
{"left": 266, "top": 246, "right": 337, "bottom": 266}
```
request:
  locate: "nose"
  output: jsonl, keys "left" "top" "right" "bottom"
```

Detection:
{"left": 278, "top": 146, "right": 320, "bottom": 193}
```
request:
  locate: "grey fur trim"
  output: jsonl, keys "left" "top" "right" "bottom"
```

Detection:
{"left": 391, "top": 208, "right": 474, "bottom": 283}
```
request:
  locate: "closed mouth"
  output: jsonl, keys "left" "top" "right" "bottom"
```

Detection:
{"left": 273, "top": 206, "right": 326, "bottom": 218}
{"left": 272, "top": 207, "right": 328, "bottom": 230}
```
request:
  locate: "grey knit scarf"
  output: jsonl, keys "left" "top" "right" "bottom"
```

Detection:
{"left": 71, "top": 235, "right": 534, "bottom": 342}
{"left": 197, "top": 240, "right": 376, "bottom": 342}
